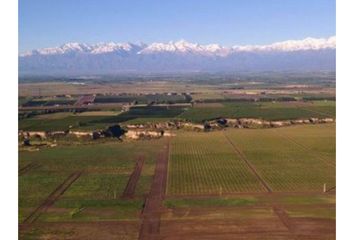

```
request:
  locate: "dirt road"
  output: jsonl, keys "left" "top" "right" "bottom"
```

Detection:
{"left": 122, "top": 155, "right": 145, "bottom": 199}
{"left": 19, "top": 162, "right": 40, "bottom": 176}
{"left": 223, "top": 133, "right": 273, "bottom": 193}
{"left": 139, "top": 139, "right": 170, "bottom": 240}
{"left": 23, "top": 171, "right": 83, "bottom": 224}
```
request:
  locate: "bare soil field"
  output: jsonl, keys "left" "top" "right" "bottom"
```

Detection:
{"left": 159, "top": 202, "right": 335, "bottom": 240}
{"left": 74, "top": 95, "right": 96, "bottom": 106}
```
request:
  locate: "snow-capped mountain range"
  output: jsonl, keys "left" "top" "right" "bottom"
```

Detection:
{"left": 19, "top": 36, "right": 336, "bottom": 74}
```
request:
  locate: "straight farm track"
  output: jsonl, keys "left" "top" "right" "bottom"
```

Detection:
{"left": 273, "top": 129, "right": 335, "bottom": 168}
{"left": 224, "top": 125, "right": 335, "bottom": 192}
{"left": 139, "top": 139, "right": 170, "bottom": 240}
{"left": 223, "top": 132, "right": 272, "bottom": 193}
{"left": 272, "top": 205, "right": 293, "bottom": 232}
{"left": 122, "top": 155, "right": 145, "bottom": 199}
{"left": 18, "top": 124, "right": 335, "bottom": 239}
{"left": 159, "top": 203, "right": 335, "bottom": 240}
{"left": 19, "top": 162, "right": 40, "bottom": 176}
{"left": 22, "top": 171, "right": 83, "bottom": 224}
{"left": 167, "top": 131, "right": 265, "bottom": 195}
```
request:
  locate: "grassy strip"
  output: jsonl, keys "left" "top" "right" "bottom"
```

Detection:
{"left": 164, "top": 197, "right": 257, "bottom": 208}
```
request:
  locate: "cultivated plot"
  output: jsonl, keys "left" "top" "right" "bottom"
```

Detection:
{"left": 19, "top": 140, "right": 164, "bottom": 224}
{"left": 224, "top": 124, "right": 335, "bottom": 192}
{"left": 167, "top": 131, "right": 265, "bottom": 195}
{"left": 180, "top": 101, "right": 336, "bottom": 122}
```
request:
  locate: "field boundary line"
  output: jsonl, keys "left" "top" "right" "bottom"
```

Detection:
{"left": 272, "top": 205, "right": 294, "bottom": 234}
{"left": 23, "top": 170, "right": 83, "bottom": 224}
{"left": 326, "top": 186, "right": 336, "bottom": 193}
{"left": 165, "top": 190, "right": 335, "bottom": 199}
{"left": 223, "top": 132, "right": 273, "bottom": 193}
{"left": 121, "top": 155, "right": 145, "bottom": 199}
{"left": 139, "top": 139, "right": 170, "bottom": 240}
{"left": 165, "top": 137, "right": 172, "bottom": 196}
{"left": 19, "top": 162, "right": 40, "bottom": 176}
{"left": 273, "top": 129, "right": 335, "bottom": 168}
{"left": 295, "top": 106, "right": 333, "bottom": 117}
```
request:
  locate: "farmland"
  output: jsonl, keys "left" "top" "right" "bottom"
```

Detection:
{"left": 18, "top": 100, "right": 335, "bottom": 131}
{"left": 18, "top": 75, "right": 336, "bottom": 239}
{"left": 19, "top": 140, "right": 164, "bottom": 225}
{"left": 19, "top": 106, "right": 186, "bottom": 131}
{"left": 181, "top": 101, "right": 336, "bottom": 122}
{"left": 19, "top": 123, "right": 336, "bottom": 239}
{"left": 94, "top": 93, "right": 189, "bottom": 104}
{"left": 167, "top": 131, "right": 265, "bottom": 195}
{"left": 160, "top": 193, "right": 335, "bottom": 240}
{"left": 167, "top": 124, "right": 335, "bottom": 195}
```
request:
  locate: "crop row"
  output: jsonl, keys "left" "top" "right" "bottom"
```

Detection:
{"left": 224, "top": 126, "right": 335, "bottom": 192}
{"left": 167, "top": 131, "right": 265, "bottom": 195}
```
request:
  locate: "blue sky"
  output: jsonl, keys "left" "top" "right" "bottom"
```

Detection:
{"left": 19, "top": 0, "right": 335, "bottom": 52}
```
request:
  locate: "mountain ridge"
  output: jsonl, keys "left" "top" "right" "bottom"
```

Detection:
{"left": 21, "top": 36, "right": 335, "bottom": 57}
{"left": 19, "top": 36, "right": 336, "bottom": 74}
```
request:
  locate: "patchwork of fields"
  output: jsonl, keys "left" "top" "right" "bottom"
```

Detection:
{"left": 19, "top": 124, "right": 335, "bottom": 239}
{"left": 19, "top": 100, "right": 335, "bottom": 131}
{"left": 19, "top": 140, "right": 164, "bottom": 225}
{"left": 19, "top": 106, "right": 186, "bottom": 131}
{"left": 18, "top": 78, "right": 336, "bottom": 239}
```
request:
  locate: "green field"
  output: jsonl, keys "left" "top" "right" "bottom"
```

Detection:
{"left": 22, "top": 97, "right": 77, "bottom": 107}
{"left": 181, "top": 101, "right": 335, "bottom": 122}
{"left": 18, "top": 76, "right": 336, "bottom": 239}
{"left": 224, "top": 125, "right": 335, "bottom": 192}
{"left": 19, "top": 170, "right": 68, "bottom": 222}
{"left": 18, "top": 120, "right": 336, "bottom": 239}
{"left": 167, "top": 124, "right": 335, "bottom": 195}
{"left": 164, "top": 197, "right": 257, "bottom": 208}
{"left": 96, "top": 106, "right": 186, "bottom": 123}
{"left": 19, "top": 106, "right": 186, "bottom": 131}
{"left": 19, "top": 101, "right": 335, "bottom": 131}
{"left": 167, "top": 131, "right": 265, "bottom": 195}
{"left": 94, "top": 94, "right": 188, "bottom": 104}
{"left": 273, "top": 123, "right": 336, "bottom": 161}
{"left": 19, "top": 139, "right": 164, "bottom": 223}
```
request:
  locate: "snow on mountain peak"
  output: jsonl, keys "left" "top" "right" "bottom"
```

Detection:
{"left": 90, "top": 42, "right": 138, "bottom": 54}
{"left": 232, "top": 36, "right": 336, "bottom": 52}
{"left": 20, "top": 36, "right": 335, "bottom": 57}
{"left": 138, "top": 40, "right": 226, "bottom": 55}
